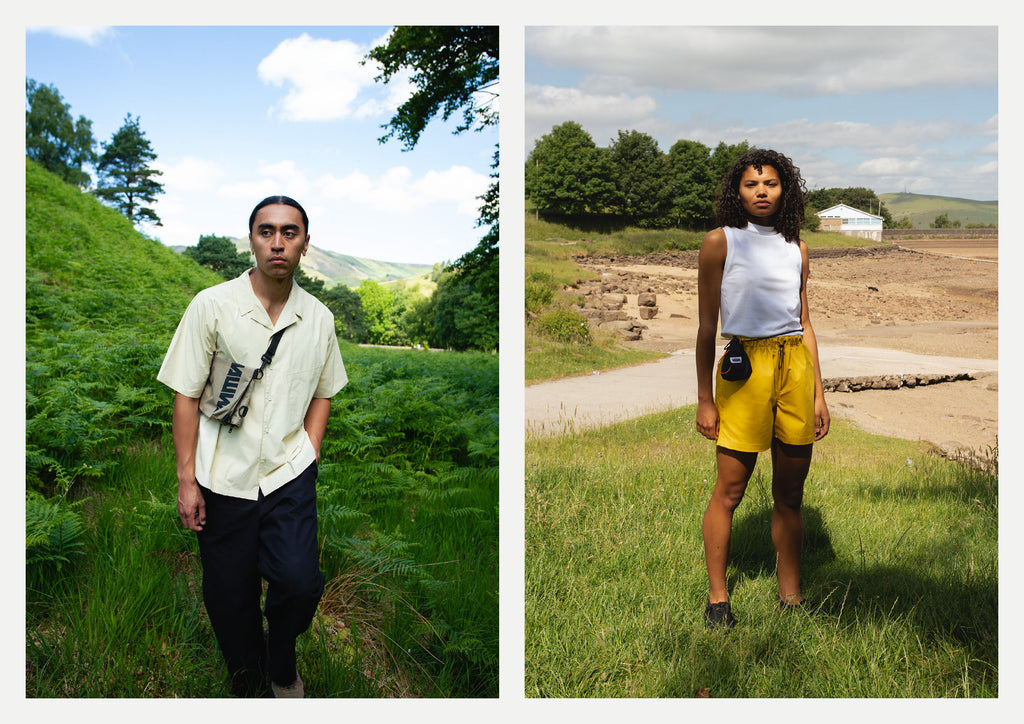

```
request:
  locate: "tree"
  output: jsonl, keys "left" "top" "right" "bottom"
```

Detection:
{"left": 432, "top": 268, "right": 497, "bottom": 351}
{"left": 366, "top": 26, "right": 498, "bottom": 149}
{"left": 708, "top": 140, "right": 751, "bottom": 189}
{"left": 94, "top": 114, "right": 165, "bottom": 227}
{"left": 357, "top": 279, "right": 404, "bottom": 346}
{"left": 366, "top": 27, "right": 499, "bottom": 352}
{"left": 525, "top": 121, "right": 617, "bottom": 218}
{"left": 183, "top": 235, "right": 251, "bottom": 280}
{"left": 608, "top": 130, "right": 673, "bottom": 227}
{"left": 293, "top": 265, "right": 326, "bottom": 298}
{"left": 25, "top": 79, "right": 96, "bottom": 188}
{"left": 666, "top": 139, "right": 716, "bottom": 230}
{"left": 321, "top": 284, "right": 367, "bottom": 343}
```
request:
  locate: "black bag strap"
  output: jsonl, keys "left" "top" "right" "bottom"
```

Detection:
{"left": 254, "top": 328, "right": 286, "bottom": 378}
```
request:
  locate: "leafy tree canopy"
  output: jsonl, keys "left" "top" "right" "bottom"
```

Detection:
{"left": 94, "top": 113, "right": 165, "bottom": 227}
{"left": 25, "top": 79, "right": 96, "bottom": 188}
{"left": 667, "top": 139, "right": 716, "bottom": 230}
{"left": 182, "top": 235, "right": 251, "bottom": 280}
{"left": 366, "top": 26, "right": 499, "bottom": 352}
{"left": 526, "top": 120, "right": 617, "bottom": 217}
{"left": 366, "top": 26, "right": 498, "bottom": 150}
{"left": 608, "top": 130, "right": 673, "bottom": 226}
{"left": 321, "top": 283, "right": 367, "bottom": 343}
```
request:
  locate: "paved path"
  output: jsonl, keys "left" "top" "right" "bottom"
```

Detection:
{"left": 525, "top": 345, "right": 998, "bottom": 436}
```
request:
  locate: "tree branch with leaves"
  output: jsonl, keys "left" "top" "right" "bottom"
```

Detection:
{"left": 365, "top": 26, "right": 499, "bottom": 351}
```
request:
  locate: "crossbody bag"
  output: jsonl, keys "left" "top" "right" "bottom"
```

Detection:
{"left": 198, "top": 328, "right": 286, "bottom": 431}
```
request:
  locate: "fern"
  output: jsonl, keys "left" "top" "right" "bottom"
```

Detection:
{"left": 25, "top": 488, "right": 87, "bottom": 574}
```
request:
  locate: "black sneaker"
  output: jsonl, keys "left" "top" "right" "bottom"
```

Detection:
{"left": 704, "top": 600, "right": 737, "bottom": 630}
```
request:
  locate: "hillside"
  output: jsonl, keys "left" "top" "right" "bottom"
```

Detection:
{"left": 26, "top": 158, "right": 225, "bottom": 480}
{"left": 879, "top": 192, "right": 998, "bottom": 228}
{"left": 26, "top": 159, "right": 222, "bottom": 339}
{"left": 298, "top": 243, "right": 434, "bottom": 288}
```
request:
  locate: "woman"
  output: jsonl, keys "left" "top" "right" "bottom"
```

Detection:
{"left": 695, "top": 149, "right": 830, "bottom": 629}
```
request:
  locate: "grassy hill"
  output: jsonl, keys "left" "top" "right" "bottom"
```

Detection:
{"left": 26, "top": 158, "right": 225, "bottom": 481}
{"left": 297, "top": 243, "right": 434, "bottom": 288}
{"left": 880, "top": 192, "right": 998, "bottom": 228}
{"left": 26, "top": 160, "right": 222, "bottom": 338}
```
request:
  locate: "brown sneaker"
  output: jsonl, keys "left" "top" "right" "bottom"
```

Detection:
{"left": 271, "top": 673, "right": 304, "bottom": 698}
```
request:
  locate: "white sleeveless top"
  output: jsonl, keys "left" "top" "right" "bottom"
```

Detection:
{"left": 719, "top": 223, "right": 803, "bottom": 338}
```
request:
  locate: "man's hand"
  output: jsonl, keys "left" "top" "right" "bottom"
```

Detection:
{"left": 177, "top": 478, "right": 206, "bottom": 532}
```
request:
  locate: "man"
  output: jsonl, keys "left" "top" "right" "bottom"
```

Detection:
{"left": 158, "top": 196, "right": 347, "bottom": 697}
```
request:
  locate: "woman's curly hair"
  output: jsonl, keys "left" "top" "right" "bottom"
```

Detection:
{"left": 715, "top": 148, "right": 807, "bottom": 242}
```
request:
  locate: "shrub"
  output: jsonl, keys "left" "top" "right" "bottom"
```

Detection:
{"left": 525, "top": 270, "right": 557, "bottom": 314}
{"left": 533, "top": 306, "right": 592, "bottom": 344}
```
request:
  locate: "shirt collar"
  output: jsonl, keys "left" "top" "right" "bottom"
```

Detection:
{"left": 235, "top": 269, "right": 305, "bottom": 331}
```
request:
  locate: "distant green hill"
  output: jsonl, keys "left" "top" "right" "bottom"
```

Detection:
{"left": 169, "top": 237, "right": 436, "bottom": 290}
{"left": 296, "top": 243, "right": 434, "bottom": 289}
{"left": 879, "top": 192, "right": 998, "bottom": 228}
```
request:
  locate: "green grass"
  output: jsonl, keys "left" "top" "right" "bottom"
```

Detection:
{"left": 525, "top": 408, "right": 998, "bottom": 698}
{"left": 525, "top": 326, "right": 665, "bottom": 384}
{"left": 27, "top": 344, "right": 499, "bottom": 698}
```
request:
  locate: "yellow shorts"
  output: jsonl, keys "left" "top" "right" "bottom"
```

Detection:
{"left": 715, "top": 335, "right": 815, "bottom": 452}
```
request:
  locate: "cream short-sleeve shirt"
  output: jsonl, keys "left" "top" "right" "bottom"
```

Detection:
{"left": 158, "top": 270, "right": 348, "bottom": 500}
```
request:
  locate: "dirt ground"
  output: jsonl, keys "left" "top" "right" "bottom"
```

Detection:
{"left": 574, "top": 239, "right": 998, "bottom": 457}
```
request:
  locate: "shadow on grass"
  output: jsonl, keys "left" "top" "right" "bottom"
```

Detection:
{"left": 729, "top": 502, "right": 996, "bottom": 647}
{"left": 655, "top": 501, "right": 996, "bottom": 697}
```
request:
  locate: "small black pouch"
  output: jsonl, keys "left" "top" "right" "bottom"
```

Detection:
{"left": 719, "top": 337, "right": 752, "bottom": 382}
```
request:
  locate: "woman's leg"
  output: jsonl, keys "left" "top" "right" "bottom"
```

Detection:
{"left": 702, "top": 446, "right": 757, "bottom": 603}
{"left": 770, "top": 439, "right": 813, "bottom": 603}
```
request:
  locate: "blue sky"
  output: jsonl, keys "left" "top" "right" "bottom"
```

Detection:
{"left": 525, "top": 26, "right": 998, "bottom": 201}
{"left": 25, "top": 25, "right": 496, "bottom": 264}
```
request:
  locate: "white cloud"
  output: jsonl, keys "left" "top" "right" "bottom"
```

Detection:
{"left": 526, "top": 84, "right": 659, "bottom": 145}
{"left": 415, "top": 166, "right": 489, "bottom": 216}
{"left": 527, "top": 26, "right": 996, "bottom": 96}
{"left": 856, "top": 157, "right": 926, "bottom": 176}
{"left": 154, "top": 156, "right": 225, "bottom": 193}
{"left": 319, "top": 164, "right": 487, "bottom": 216}
{"left": 257, "top": 34, "right": 388, "bottom": 122}
{"left": 27, "top": 26, "right": 113, "bottom": 46}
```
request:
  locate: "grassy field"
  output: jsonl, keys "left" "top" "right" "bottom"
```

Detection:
{"left": 525, "top": 408, "right": 998, "bottom": 698}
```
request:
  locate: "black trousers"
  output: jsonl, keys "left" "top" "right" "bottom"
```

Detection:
{"left": 197, "top": 461, "right": 324, "bottom": 697}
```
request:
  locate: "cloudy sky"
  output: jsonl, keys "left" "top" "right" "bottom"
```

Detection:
{"left": 525, "top": 26, "right": 998, "bottom": 201}
{"left": 25, "top": 25, "right": 496, "bottom": 264}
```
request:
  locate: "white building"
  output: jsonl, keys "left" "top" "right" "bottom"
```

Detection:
{"left": 816, "top": 203, "right": 884, "bottom": 241}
